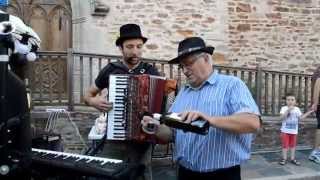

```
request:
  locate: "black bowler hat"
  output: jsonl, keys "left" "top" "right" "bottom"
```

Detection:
{"left": 169, "top": 37, "right": 214, "bottom": 64}
{"left": 115, "top": 24, "right": 148, "bottom": 46}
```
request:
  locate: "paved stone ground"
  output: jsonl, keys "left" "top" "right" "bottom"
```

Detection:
{"left": 151, "top": 149, "right": 320, "bottom": 180}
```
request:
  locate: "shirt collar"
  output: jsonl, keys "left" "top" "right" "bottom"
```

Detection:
{"left": 122, "top": 61, "right": 142, "bottom": 71}
{"left": 186, "top": 70, "right": 219, "bottom": 90}
{"left": 206, "top": 70, "right": 219, "bottom": 85}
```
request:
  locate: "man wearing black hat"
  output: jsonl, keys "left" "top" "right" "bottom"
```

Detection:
{"left": 84, "top": 23, "right": 159, "bottom": 179}
{"left": 85, "top": 23, "right": 159, "bottom": 112}
{"left": 142, "top": 37, "right": 261, "bottom": 180}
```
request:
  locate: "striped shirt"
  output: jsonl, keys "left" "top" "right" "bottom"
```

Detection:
{"left": 169, "top": 71, "right": 260, "bottom": 172}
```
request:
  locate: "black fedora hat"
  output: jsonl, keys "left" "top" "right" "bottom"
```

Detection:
{"left": 115, "top": 24, "right": 148, "bottom": 46}
{"left": 169, "top": 37, "right": 214, "bottom": 64}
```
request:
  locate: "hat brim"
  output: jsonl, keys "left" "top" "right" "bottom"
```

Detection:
{"left": 115, "top": 36, "right": 148, "bottom": 46}
{"left": 168, "top": 46, "right": 214, "bottom": 64}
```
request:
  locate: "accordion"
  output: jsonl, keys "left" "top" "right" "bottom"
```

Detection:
{"left": 106, "top": 74, "right": 175, "bottom": 142}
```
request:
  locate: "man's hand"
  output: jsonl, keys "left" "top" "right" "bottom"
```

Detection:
{"left": 141, "top": 115, "right": 172, "bottom": 142}
{"left": 141, "top": 116, "right": 160, "bottom": 134}
{"left": 180, "top": 111, "right": 209, "bottom": 124}
{"left": 141, "top": 116, "right": 154, "bottom": 127}
{"left": 179, "top": 111, "right": 260, "bottom": 134}
{"left": 89, "top": 95, "right": 113, "bottom": 112}
{"left": 84, "top": 86, "right": 113, "bottom": 112}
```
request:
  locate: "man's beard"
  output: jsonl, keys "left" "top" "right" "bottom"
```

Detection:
{"left": 125, "top": 56, "right": 140, "bottom": 65}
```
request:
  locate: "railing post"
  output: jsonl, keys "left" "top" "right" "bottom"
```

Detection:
{"left": 67, "top": 48, "right": 74, "bottom": 111}
{"left": 169, "top": 64, "right": 173, "bottom": 79}
{"left": 256, "top": 64, "right": 262, "bottom": 111}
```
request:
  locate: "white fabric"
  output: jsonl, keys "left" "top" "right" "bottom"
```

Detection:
{"left": 0, "top": 10, "right": 41, "bottom": 47}
{"left": 14, "top": 39, "right": 30, "bottom": 54}
{"left": 280, "top": 106, "right": 302, "bottom": 134}
{"left": 94, "top": 114, "right": 107, "bottom": 134}
{"left": 26, "top": 52, "right": 36, "bottom": 61}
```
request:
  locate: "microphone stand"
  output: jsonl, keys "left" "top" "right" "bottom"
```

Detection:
{"left": 0, "top": 42, "right": 8, "bottom": 128}
{"left": 0, "top": 13, "right": 11, "bottom": 176}
{"left": 0, "top": 42, "right": 10, "bottom": 175}
{"left": 0, "top": 12, "right": 33, "bottom": 179}
{"left": 0, "top": 39, "right": 9, "bottom": 147}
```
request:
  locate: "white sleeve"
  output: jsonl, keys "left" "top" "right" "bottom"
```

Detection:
{"left": 297, "top": 108, "right": 302, "bottom": 116}
{"left": 280, "top": 106, "right": 287, "bottom": 114}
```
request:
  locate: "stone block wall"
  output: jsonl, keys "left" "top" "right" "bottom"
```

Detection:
{"left": 227, "top": 0, "right": 320, "bottom": 72}
{"left": 69, "top": 0, "right": 320, "bottom": 106}
{"left": 72, "top": 0, "right": 320, "bottom": 74}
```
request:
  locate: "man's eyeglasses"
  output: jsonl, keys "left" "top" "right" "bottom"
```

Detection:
{"left": 178, "top": 53, "right": 206, "bottom": 70}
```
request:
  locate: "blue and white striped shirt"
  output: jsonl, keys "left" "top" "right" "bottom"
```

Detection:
{"left": 169, "top": 71, "right": 260, "bottom": 172}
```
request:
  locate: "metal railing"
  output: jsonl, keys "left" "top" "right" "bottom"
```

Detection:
{"left": 27, "top": 49, "right": 313, "bottom": 116}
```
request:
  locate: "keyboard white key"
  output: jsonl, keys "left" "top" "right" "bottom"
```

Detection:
{"left": 32, "top": 148, "right": 123, "bottom": 164}
{"left": 107, "top": 75, "right": 128, "bottom": 140}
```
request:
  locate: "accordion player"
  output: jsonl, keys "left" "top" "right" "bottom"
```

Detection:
{"left": 106, "top": 74, "right": 176, "bottom": 143}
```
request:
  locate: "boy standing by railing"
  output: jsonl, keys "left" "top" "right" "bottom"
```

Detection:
{"left": 279, "top": 93, "right": 313, "bottom": 166}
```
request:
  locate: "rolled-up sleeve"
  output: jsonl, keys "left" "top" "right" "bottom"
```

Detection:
{"left": 228, "top": 78, "right": 260, "bottom": 116}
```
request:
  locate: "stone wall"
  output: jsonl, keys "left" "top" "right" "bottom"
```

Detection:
{"left": 227, "top": 0, "right": 320, "bottom": 72}
{"left": 68, "top": 0, "right": 320, "bottom": 105}
{"left": 70, "top": 0, "right": 320, "bottom": 73}
{"left": 31, "top": 110, "right": 318, "bottom": 153}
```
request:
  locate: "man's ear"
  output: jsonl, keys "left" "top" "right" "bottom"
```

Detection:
{"left": 203, "top": 53, "right": 210, "bottom": 62}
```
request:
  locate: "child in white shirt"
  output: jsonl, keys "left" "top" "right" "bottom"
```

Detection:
{"left": 279, "top": 93, "right": 313, "bottom": 166}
